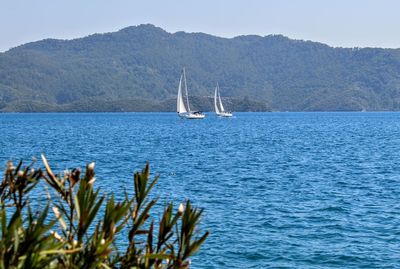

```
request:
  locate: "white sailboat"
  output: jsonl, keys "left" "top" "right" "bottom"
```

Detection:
{"left": 177, "top": 68, "right": 205, "bottom": 119}
{"left": 214, "top": 84, "right": 233, "bottom": 117}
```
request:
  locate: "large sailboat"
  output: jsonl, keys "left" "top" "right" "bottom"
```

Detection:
{"left": 177, "top": 68, "right": 205, "bottom": 119}
{"left": 214, "top": 84, "right": 233, "bottom": 117}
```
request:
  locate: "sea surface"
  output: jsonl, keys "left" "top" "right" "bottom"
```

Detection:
{"left": 1, "top": 112, "right": 400, "bottom": 268}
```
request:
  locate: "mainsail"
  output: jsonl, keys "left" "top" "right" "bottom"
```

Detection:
{"left": 182, "top": 68, "right": 191, "bottom": 112}
{"left": 177, "top": 74, "right": 187, "bottom": 113}
{"left": 217, "top": 85, "right": 225, "bottom": 112}
{"left": 214, "top": 86, "right": 220, "bottom": 114}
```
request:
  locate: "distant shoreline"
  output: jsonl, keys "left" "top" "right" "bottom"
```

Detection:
{"left": 2, "top": 24, "right": 400, "bottom": 113}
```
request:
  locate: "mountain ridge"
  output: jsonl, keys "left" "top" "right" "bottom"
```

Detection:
{"left": 1, "top": 24, "right": 400, "bottom": 112}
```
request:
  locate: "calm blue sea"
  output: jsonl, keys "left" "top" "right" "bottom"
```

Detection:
{"left": 2, "top": 112, "right": 400, "bottom": 268}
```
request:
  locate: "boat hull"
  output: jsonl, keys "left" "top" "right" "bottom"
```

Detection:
{"left": 179, "top": 112, "right": 205, "bottom": 119}
{"left": 217, "top": 112, "right": 233, "bottom": 117}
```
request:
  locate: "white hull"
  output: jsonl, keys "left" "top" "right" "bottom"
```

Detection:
{"left": 216, "top": 112, "right": 233, "bottom": 117}
{"left": 179, "top": 112, "right": 205, "bottom": 119}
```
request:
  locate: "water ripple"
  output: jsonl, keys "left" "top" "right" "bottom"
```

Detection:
{"left": 2, "top": 112, "right": 400, "bottom": 268}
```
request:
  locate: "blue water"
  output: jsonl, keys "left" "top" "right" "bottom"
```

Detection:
{"left": 2, "top": 112, "right": 400, "bottom": 268}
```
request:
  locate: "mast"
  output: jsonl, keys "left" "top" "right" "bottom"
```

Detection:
{"left": 182, "top": 67, "right": 191, "bottom": 112}
{"left": 214, "top": 86, "right": 220, "bottom": 114}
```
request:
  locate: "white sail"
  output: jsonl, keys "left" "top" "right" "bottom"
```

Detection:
{"left": 177, "top": 74, "right": 187, "bottom": 113}
{"left": 214, "top": 86, "right": 220, "bottom": 114}
{"left": 182, "top": 68, "right": 191, "bottom": 112}
{"left": 217, "top": 85, "right": 225, "bottom": 112}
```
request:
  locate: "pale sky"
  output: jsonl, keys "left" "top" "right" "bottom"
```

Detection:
{"left": 1, "top": 0, "right": 400, "bottom": 52}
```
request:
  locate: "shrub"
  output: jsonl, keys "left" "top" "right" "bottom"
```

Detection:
{"left": 0, "top": 155, "right": 208, "bottom": 269}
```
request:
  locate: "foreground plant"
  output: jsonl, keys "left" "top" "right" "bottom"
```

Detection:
{"left": 0, "top": 156, "right": 208, "bottom": 269}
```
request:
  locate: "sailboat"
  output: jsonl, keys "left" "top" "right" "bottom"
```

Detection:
{"left": 214, "top": 84, "right": 233, "bottom": 117}
{"left": 177, "top": 68, "right": 205, "bottom": 119}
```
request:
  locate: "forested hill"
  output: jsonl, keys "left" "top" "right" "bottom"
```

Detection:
{"left": 1, "top": 24, "right": 400, "bottom": 112}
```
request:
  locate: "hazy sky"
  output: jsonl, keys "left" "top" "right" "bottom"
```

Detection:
{"left": 1, "top": 0, "right": 400, "bottom": 52}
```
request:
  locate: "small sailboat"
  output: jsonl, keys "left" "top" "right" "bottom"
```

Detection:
{"left": 214, "top": 84, "right": 233, "bottom": 117}
{"left": 177, "top": 68, "right": 205, "bottom": 119}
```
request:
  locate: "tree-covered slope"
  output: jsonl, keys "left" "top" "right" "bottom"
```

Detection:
{"left": 1, "top": 24, "right": 400, "bottom": 112}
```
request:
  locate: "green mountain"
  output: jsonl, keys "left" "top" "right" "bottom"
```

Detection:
{"left": 1, "top": 24, "right": 400, "bottom": 112}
